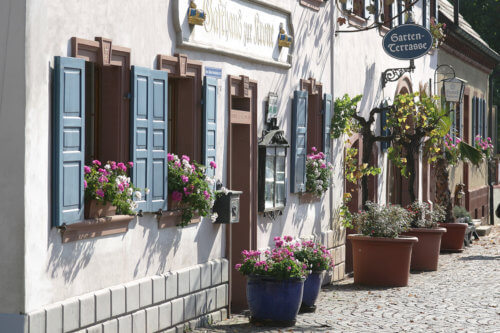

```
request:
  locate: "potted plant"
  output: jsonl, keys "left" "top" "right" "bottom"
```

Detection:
{"left": 294, "top": 239, "right": 334, "bottom": 313}
{"left": 84, "top": 160, "right": 143, "bottom": 218}
{"left": 402, "top": 202, "right": 447, "bottom": 271}
{"left": 167, "top": 153, "right": 217, "bottom": 227}
{"left": 234, "top": 236, "right": 308, "bottom": 326}
{"left": 305, "top": 147, "right": 333, "bottom": 197}
{"left": 347, "top": 202, "right": 418, "bottom": 287}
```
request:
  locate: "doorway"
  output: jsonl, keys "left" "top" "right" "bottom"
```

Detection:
{"left": 226, "top": 75, "right": 258, "bottom": 312}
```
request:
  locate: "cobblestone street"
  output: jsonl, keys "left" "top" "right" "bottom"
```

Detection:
{"left": 194, "top": 228, "right": 500, "bottom": 333}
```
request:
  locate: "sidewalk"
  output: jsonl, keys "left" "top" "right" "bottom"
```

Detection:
{"left": 194, "top": 227, "right": 500, "bottom": 332}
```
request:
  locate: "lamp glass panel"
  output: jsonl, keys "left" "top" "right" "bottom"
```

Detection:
{"left": 275, "top": 155, "right": 286, "bottom": 207}
{"left": 265, "top": 153, "right": 275, "bottom": 209}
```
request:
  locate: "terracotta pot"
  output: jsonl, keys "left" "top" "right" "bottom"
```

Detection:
{"left": 348, "top": 234, "right": 418, "bottom": 287}
{"left": 401, "top": 227, "right": 447, "bottom": 271}
{"left": 439, "top": 222, "right": 468, "bottom": 252}
{"left": 84, "top": 200, "right": 116, "bottom": 219}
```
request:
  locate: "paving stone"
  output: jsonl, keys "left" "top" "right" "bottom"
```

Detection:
{"left": 125, "top": 282, "right": 140, "bottom": 312}
{"left": 171, "top": 298, "right": 184, "bottom": 326}
{"left": 200, "top": 262, "right": 212, "bottom": 289}
{"left": 177, "top": 269, "right": 190, "bottom": 296}
{"left": 190, "top": 266, "right": 201, "bottom": 292}
{"left": 191, "top": 228, "right": 500, "bottom": 333}
{"left": 184, "top": 294, "right": 197, "bottom": 321}
{"left": 165, "top": 272, "right": 178, "bottom": 301}
{"left": 152, "top": 275, "right": 166, "bottom": 304}
{"left": 80, "top": 293, "right": 96, "bottom": 327}
{"left": 95, "top": 289, "right": 111, "bottom": 322}
{"left": 102, "top": 319, "right": 118, "bottom": 333}
{"left": 45, "top": 303, "right": 63, "bottom": 333}
{"left": 63, "top": 298, "right": 79, "bottom": 332}
{"left": 210, "top": 260, "right": 222, "bottom": 285}
{"left": 110, "top": 286, "right": 125, "bottom": 317}
{"left": 139, "top": 278, "right": 153, "bottom": 308}
{"left": 146, "top": 306, "right": 159, "bottom": 333}
{"left": 132, "top": 310, "right": 146, "bottom": 333}
{"left": 28, "top": 309, "right": 45, "bottom": 333}
{"left": 117, "top": 315, "right": 132, "bottom": 333}
{"left": 158, "top": 301, "right": 172, "bottom": 330}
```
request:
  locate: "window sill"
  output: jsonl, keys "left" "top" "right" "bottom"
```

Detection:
{"left": 300, "top": 0, "right": 324, "bottom": 11}
{"left": 299, "top": 192, "right": 322, "bottom": 204}
{"left": 60, "top": 215, "right": 135, "bottom": 243}
{"left": 157, "top": 210, "right": 202, "bottom": 229}
{"left": 348, "top": 13, "right": 368, "bottom": 27}
{"left": 379, "top": 25, "right": 390, "bottom": 35}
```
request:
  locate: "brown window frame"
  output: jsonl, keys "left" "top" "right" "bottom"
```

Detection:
{"left": 300, "top": 78, "right": 324, "bottom": 154}
{"left": 299, "top": 0, "right": 326, "bottom": 11}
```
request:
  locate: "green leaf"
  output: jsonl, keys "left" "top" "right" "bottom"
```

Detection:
{"left": 458, "top": 142, "right": 483, "bottom": 166}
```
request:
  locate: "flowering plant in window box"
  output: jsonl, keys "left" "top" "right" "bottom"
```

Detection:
{"left": 167, "top": 153, "right": 216, "bottom": 227}
{"left": 430, "top": 17, "right": 446, "bottom": 48}
{"left": 84, "top": 160, "right": 143, "bottom": 217}
{"left": 305, "top": 147, "right": 333, "bottom": 197}
{"left": 444, "top": 134, "right": 461, "bottom": 166}
{"left": 474, "top": 135, "right": 494, "bottom": 160}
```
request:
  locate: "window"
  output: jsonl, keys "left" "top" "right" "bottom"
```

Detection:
{"left": 71, "top": 37, "right": 131, "bottom": 164}
{"left": 422, "top": 0, "right": 431, "bottom": 29}
{"left": 383, "top": 2, "right": 393, "bottom": 28}
{"left": 353, "top": 0, "right": 365, "bottom": 17}
{"left": 290, "top": 79, "right": 332, "bottom": 193}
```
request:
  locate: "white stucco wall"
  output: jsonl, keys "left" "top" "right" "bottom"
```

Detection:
{"left": 23, "top": 0, "right": 338, "bottom": 312}
{"left": 0, "top": 0, "right": 26, "bottom": 315}
{"left": 333, "top": 3, "right": 437, "bottom": 205}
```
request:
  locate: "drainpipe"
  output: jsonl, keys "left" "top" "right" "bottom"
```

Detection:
{"left": 330, "top": 0, "right": 335, "bottom": 228}
{"left": 453, "top": 0, "right": 460, "bottom": 26}
{"left": 489, "top": 73, "right": 495, "bottom": 225}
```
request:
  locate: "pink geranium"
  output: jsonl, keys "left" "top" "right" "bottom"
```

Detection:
{"left": 171, "top": 191, "right": 183, "bottom": 201}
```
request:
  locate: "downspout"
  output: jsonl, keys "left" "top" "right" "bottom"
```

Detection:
{"left": 489, "top": 73, "right": 495, "bottom": 225}
{"left": 330, "top": 0, "right": 335, "bottom": 229}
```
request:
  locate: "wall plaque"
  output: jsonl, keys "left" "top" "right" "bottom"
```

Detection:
{"left": 173, "top": 0, "right": 293, "bottom": 68}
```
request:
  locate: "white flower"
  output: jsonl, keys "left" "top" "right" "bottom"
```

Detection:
{"left": 127, "top": 188, "right": 133, "bottom": 196}
{"left": 134, "top": 191, "right": 142, "bottom": 200}
{"left": 104, "top": 164, "right": 111, "bottom": 170}
{"left": 211, "top": 213, "right": 218, "bottom": 222}
{"left": 144, "top": 188, "right": 150, "bottom": 194}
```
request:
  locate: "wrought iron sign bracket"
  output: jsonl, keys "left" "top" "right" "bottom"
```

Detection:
{"left": 381, "top": 60, "right": 415, "bottom": 88}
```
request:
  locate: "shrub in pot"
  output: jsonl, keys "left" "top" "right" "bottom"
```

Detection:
{"left": 402, "top": 202, "right": 447, "bottom": 271}
{"left": 294, "top": 239, "right": 334, "bottom": 313}
{"left": 234, "top": 237, "right": 308, "bottom": 326}
{"left": 348, "top": 202, "right": 418, "bottom": 287}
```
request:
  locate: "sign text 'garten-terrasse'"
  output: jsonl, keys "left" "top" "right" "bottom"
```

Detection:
{"left": 382, "top": 24, "right": 433, "bottom": 60}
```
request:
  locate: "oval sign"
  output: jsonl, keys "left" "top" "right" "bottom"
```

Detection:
{"left": 382, "top": 24, "right": 433, "bottom": 60}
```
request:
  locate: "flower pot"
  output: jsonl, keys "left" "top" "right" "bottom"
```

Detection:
{"left": 439, "top": 222, "right": 468, "bottom": 252}
{"left": 401, "top": 227, "right": 447, "bottom": 271}
{"left": 246, "top": 275, "right": 304, "bottom": 326}
{"left": 300, "top": 271, "right": 324, "bottom": 313}
{"left": 348, "top": 234, "right": 418, "bottom": 287}
{"left": 84, "top": 200, "right": 116, "bottom": 219}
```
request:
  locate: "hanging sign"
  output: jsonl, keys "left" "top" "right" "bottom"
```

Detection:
{"left": 382, "top": 24, "right": 433, "bottom": 60}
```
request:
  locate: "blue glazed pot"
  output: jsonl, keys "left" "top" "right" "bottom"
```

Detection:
{"left": 246, "top": 275, "right": 304, "bottom": 326}
{"left": 300, "top": 271, "right": 324, "bottom": 312}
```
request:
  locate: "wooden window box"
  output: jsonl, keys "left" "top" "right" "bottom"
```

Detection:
{"left": 299, "top": 192, "right": 322, "bottom": 204}
{"left": 300, "top": 0, "right": 325, "bottom": 11}
{"left": 59, "top": 215, "right": 135, "bottom": 243}
{"left": 157, "top": 210, "right": 202, "bottom": 229}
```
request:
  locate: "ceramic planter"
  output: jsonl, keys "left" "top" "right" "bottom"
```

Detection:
{"left": 439, "top": 222, "right": 468, "bottom": 252}
{"left": 246, "top": 275, "right": 304, "bottom": 326}
{"left": 84, "top": 200, "right": 116, "bottom": 219}
{"left": 300, "top": 271, "right": 324, "bottom": 313}
{"left": 401, "top": 227, "right": 447, "bottom": 271}
{"left": 348, "top": 234, "right": 418, "bottom": 287}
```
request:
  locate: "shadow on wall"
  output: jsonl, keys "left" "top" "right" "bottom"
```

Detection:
{"left": 358, "top": 63, "right": 380, "bottom": 115}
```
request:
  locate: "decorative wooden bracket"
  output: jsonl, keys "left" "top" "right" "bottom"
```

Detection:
{"left": 95, "top": 37, "right": 113, "bottom": 66}
{"left": 240, "top": 75, "right": 249, "bottom": 98}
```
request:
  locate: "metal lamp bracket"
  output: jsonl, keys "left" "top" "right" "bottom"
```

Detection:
{"left": 382, "top": 60, "right": 415, "bottom": 88}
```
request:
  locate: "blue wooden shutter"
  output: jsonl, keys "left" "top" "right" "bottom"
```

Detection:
{"left": 472, "top": 97, "right": 477, "bottom": 140}
{"left": 52, "top": 56, "right": 85, "bottom": 227}
{"left": 374, "top": 0, "right": 380, "bottom": 22}
{"left": 483, "top": 99, "right": 487, "bottom": 138}
{"left": 131, "top": 66, "right": 168, "bottom": 213}
{"left": 434, "top": 0, "right": 439, "bottom": 23}
{"left": 423, "top": 0, "right": 430, "bottom": 29}
{"left": 397, "top": 0, "right": 403, "bottom": 25}
{"left": 150, "top": 70, "right": 169, "bottom": 212}
{"left": 323, "top": 93, "right": 332, "bottom": 163}
{"left": 203, "top": 76, "right": 217, "bottom": 184}
{"left": 291, "top": 90, "right": 308, "bottom": 193}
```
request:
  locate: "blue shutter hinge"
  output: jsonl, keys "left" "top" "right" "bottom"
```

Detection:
{"left": 124, "top": 93, "right": 132, "bottom": 100}
{"left": 137, "top": 209, "right": 143, "bottom": 217}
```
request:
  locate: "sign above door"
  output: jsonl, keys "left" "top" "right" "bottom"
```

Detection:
{"left": 382, "top": 24, "right": 433, "bottom": 60}
{"left": 173, "top": 0, "right": 293, "bottom": 68}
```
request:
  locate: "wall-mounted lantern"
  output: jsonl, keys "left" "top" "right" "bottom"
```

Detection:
{"left": 278, "top": 23, "right": 293, "bottom": 48}
{"left": 188, "top": 1, "right": 206, "bottom": 26}
{"left": 443, "top": 77, "right": 466, "bottom": 103}
{"left": 258, "top": 129, "right": 289, "bottom": 217}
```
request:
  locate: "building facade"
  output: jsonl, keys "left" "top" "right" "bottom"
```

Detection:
{"left": 0, "top": 0, "right": 344, "bottom": 332}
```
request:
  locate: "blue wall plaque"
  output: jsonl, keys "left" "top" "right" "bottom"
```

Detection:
{"left": 382, "top": 24, "right": 433, "bottom": 60}
{"left": 205, "top": 67, "right": 222, "bottom": 79}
